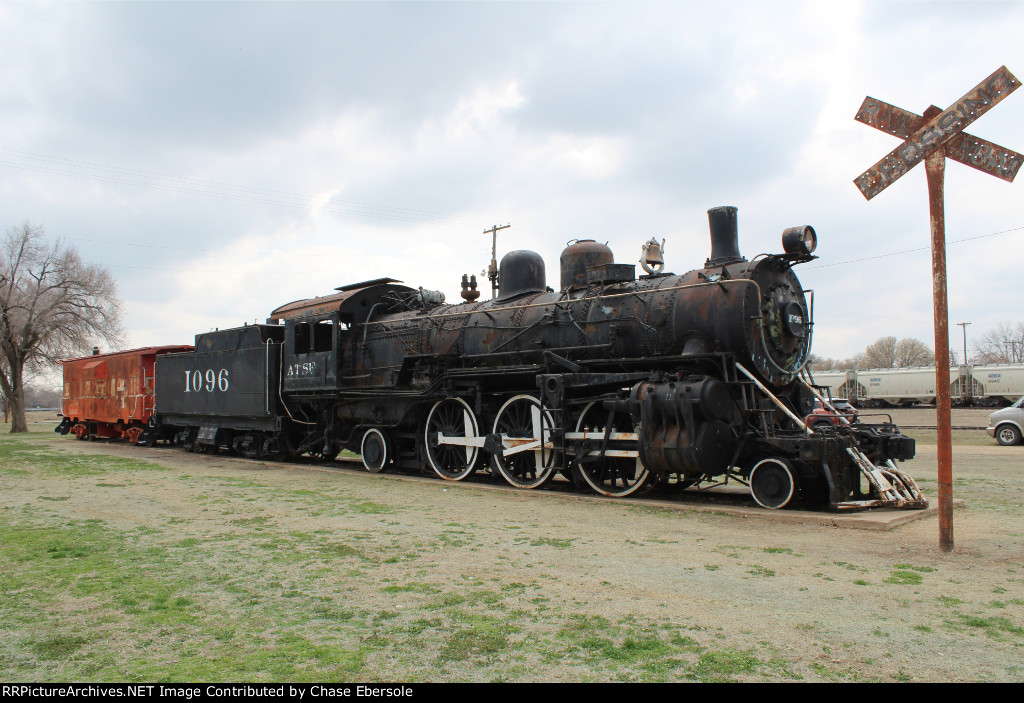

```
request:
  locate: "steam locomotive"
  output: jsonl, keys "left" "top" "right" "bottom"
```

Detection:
{"left": 59, "top": 206, "right": 926, "bottom": 511}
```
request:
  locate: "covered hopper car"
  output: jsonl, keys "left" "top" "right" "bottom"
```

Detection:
{"left": 811, "top": 364, "right": 1024, "bottom": 407}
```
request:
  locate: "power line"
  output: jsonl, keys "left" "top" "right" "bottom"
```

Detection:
{"left": 803, "top": 225, "right": 1024, "bottom": 269}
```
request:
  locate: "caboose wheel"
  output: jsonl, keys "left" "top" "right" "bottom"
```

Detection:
{"left": 492, "top": 395, "right": 559, "bottom": 489}
{"left": 424, "top": 398, "right": 480, "bottom": 481}
{"left": 749, "top": 458, "right": 797, "bottom": 509}
{"left": 573, "top": 402, "right": 651, "bottom": 497}
{"left": 361, "top": 428, "right": 391, "bottom": 473}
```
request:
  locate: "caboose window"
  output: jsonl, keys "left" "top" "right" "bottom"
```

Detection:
{"left": 314, "top": 319, "right": 334, "bottom": 353}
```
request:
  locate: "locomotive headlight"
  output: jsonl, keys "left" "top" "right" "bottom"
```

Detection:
{"left": 781, "top": 225, "right": 817, "bottom": 255}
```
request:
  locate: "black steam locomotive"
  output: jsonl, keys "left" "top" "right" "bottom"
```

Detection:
{"left": 135, "top": 206, "right": 924, "bottom": 511}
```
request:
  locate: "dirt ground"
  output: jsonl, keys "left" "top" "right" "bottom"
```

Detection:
{"left": 7, "top": 409, "right": 1024, "bottom": 682}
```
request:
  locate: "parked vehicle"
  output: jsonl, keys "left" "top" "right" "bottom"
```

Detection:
{"left": 805, "top": 398, "right": 858, "bottom": 430}
{"left": 987, "top": 396, "right": 1024, "bottom": 446}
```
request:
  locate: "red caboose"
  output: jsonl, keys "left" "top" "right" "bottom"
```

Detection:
{"left": 56, "top": 346, "right": 193, "bottom": 442}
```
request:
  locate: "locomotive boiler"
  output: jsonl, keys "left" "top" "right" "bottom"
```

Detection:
{"left": 152, "top": 204, "right": 911, "bottom": 511}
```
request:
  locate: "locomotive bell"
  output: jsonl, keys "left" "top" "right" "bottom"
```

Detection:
{"left": 639, "top": 238, "right": 665, "bottom": 275}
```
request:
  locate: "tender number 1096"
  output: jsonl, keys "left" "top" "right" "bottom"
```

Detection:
{"left": 184, "top": 369, "right": 230, "bottom": 392}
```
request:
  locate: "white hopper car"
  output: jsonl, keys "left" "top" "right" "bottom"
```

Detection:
{"left": 809, "top": 364, "right": 1024, "bottom": 407}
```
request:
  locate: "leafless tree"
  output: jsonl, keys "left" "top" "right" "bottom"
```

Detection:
{"left": 858, "top": 336, "right": 933, "bottom": 369}
{"left": 806, "top": 354, "right": 833, "bottom": 370}
{"left": 893, "top": 338, "right": 934, "bottom": 368}
{"left": 0, "top": 223, "right": 123, "bottom": 432}
{"left": 860, "top": 336, "right": 898, "bottom": 369}
{"left": 972, "top": 322, "right": 1024, "bottom": 364}
{"left": 838, "top": 353, "right": 864, "bottom": 370}
{"left": 807, "top": 353, "right": 863, "bottom": 371}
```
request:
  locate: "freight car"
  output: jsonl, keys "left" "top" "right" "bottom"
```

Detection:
{"left": 119, "top": 206, "right": 924, "bottom": 512}
{"left": 810, "top": 364, "right": 1024, "bottom": 407}
{"left": 55, "top": 345, "right": 194, "bottom": 441}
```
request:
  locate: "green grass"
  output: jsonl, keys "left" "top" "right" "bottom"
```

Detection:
{"left": 903, "top": 429, "right": 992, "bottom": 446}
{"left": 6, "top": 426, "right": 1024, "bottom": 682}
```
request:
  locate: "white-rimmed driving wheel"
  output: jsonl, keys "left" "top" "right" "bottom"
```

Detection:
{"left": 573, "top": 401, "right": 651, "bottom": 497}
{"left": 492, "top": 395, "right": 559, "bottom": 489}
{"left": 749, "top": 458, "right": 797, "bottom": 509}
{"left": 424, "top": 398, "right": 481, "bottom": 481}
{"left": 361, "top": 428, "right": 391, "bottom": 473}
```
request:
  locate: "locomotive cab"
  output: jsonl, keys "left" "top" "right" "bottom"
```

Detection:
{"left": 282, "top": 315, "right": 341, "bottom": 392}
{"left": 270, "top": 279, "right": 419, "bottom": 393}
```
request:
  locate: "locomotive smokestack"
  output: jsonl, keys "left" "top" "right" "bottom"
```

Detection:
{"left": 706, "top": 206, "right": 745, "bottom": 267}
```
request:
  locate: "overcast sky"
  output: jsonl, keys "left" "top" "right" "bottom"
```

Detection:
{"left": 2, "top": 0, "right": 1023, "bottom": 365}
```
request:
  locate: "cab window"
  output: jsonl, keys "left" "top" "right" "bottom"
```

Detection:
{"left": 293, "top": 322, "right": 312, "bottom": 354}
{"left": 314, "top": 320, "right": 334, "bottom": 353}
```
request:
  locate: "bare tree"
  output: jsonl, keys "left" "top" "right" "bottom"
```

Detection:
{"left": 893, "top": 338, "right": 934, "bottom": 368}
{"left": 809, "top": 354, "right": 864, "bottom": 371}
{"left": 860, "top": 336, "right": 898, "bottom": 369}
{"left": 858, "top": 336, "right": 933, "bottom": 369}
{"left": 0, "top": 223, "right": 123, "bottom": 432}
{"left": 807, "top": 354, "right": 834, "bottom": 371}
{"left": 835, "top": 353, "right": 864, "bottom": 370}
{"left": 973, "top": 322, "right": 1024, "bottom": 364}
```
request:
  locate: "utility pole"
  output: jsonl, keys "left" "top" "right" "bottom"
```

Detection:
{"left": 484, "top": 224, "right": 510, "bottom": 299}
{"left": 957, "top": 321, "right": 971, "bottom": 365}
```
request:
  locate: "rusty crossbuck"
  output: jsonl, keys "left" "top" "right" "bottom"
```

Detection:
{"left": 854, "top": 66, "right": 1021, "bottom": 554}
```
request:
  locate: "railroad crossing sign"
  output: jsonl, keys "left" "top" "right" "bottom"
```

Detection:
{"left": 854, "top": 66, "right": 1021, "bottom": 554}
{"left": 855, "top": 66, "right": 1021, "bottom": 199}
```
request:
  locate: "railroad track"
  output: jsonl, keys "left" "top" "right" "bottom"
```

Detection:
{"left": 900, "top": 425, "right": 986, "bottom": 430}
{"left": 307, "top": 453, "right": 759, "bottom": 509}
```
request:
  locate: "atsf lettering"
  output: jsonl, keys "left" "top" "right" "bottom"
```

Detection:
{"left": 288, "top": 362, "right": 317, "bottom": 377}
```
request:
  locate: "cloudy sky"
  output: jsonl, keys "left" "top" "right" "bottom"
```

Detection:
{"left": 2, "top": 0, "right": 1023, "bottom": 365}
